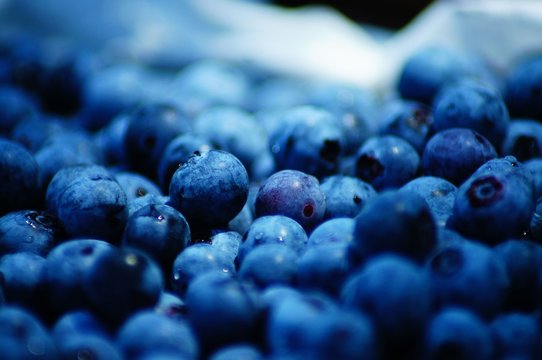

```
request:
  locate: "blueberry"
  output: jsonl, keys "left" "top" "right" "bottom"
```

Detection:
{"left": 0, "top": 252, "right": 46, "bottom": 311}
{"left": 171, "top": 243, "right": 235, "bottom": 296}
{"left": 0, "top": 210, "right": 64, "bottom": 256}
{"left": 378, "top": 99, "right": 434, "bottom": 153}
{"left": 490, "top": 313, "right": 541, "bottom": 358}
{"left": 297, "top": 242, "right": 351, "bottom": 297}
{"left": 422, "top": 128, "right": 497, "bottom": 186}
{"left": 354, "top": 134, "right": 420, "bottom": 190}
{"left": 426, "top": 239, "right": 509, "bottom": 319}
{"left": 306, "top": 82, "right": 378, "bottom": 154}
{"left": 504, "top": 54, "right": 542, "bottom": 120}
{"left": 238, "top": 215, "right": 308, "bottom": 263}
{"left": 501, "top": 119, "right": 542, "bottom": 161}
{"left": 423, "top": 307, "right": 494, "bottom": 360}
{"left": 157, "top": 133, "right": 213, "bottom": 192}
{"left": 10, "top": 114, "right": 70, "bottom": 154}
{"left": 82, "top": 247, "right": 164, "bottom": 324}
{"left": 57, "top": 334, "right": 123, "bottom": 360}
{"left": 525, "top": 158, "right": 542, "bottom": 199}
{"left": 255, "top": 169, "right": 326, "bottom": 231}
{"left": 266, "top": 290, "right": 338, "bottom": 357}
{"left": 122, "top": 203, "right": 190, "bottom": 274}
{"left": 493, "top": 239, "right": 542, "bottom": 312}
{"left": 0, "top": 306, "right": 59, "bottom": 359}
{"left": 46, "top": 165, "right": 128, "bottom": 243}
{"left": 168, "top": 149, "right": 249, "bottom": 232}
{"left": 447, "top": 156, "right": 535, "bottom": 244}
{"left": 307, "top": 217, "right": 354, "bottom": 248}
{"left": 41, "top": 239, "right": 116, "bottom": 318}
{"left": 52, "top": 310, "right": 110, "bottom": 342}
{"left": 123, "top": 102, "right": 191, "bottom": 178}
{"left": 341, "top": 255, "right": 432, "bottom": 358}
{"left": 432, "top": 80, "right": 510, "bottom": 147}
{"left": 320, "top": 175, "right": 376, "bottom": 219}
{"left": 79, "top": 63, "right": 147, "bottom": 131}
{"left": 93, "top": 112, "right": 130, "bottom": 165}
{"left": 351, "top": 190, "right": 437, "bottom": 264}
{"left": 397, "top": 45, "right": 476, "bottom": 104}
{"left": 400, "top": 176, "right": 458, "bottom": 227}
{"left": 209, "top": 344, "right": 263, "bottom": 360}
{"left": 0, "top": 138, "right": 41, "bottom": 215}
{"left": 251, "top": 76, "right": 309, "bottom": 112}
{"left": 126, "top": 193, "right": 168, "bottom": 218}
{"left": 185, "top": 271, "right": 261, "bottom": 352}
{"left": 270, "top": 106, "right": 345, "bottom": 177}
{"left": 166, "top": 59, "right": 251, "bottom": 117}
{"left": 0, "top": 85, "right": 37, "bottom": 134}
{"left": 302, "top": 309, "right": 377, "bottom": 360}
{"left": 114, "top": 171, "right": 162, "bottom": 202}
{"left": 116, "top": 310, "right": 199, "bottom": 360}
{"left": 239, "top": 243, "right": 298, "bottom": 289}
{"left": 193, "top": 106, "right": 269, "bottom": 175}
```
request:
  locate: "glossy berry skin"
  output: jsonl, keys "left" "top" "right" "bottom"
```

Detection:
{"left": 351, "top": 190, "right": 437, "bottom": 265}
{"left": 123, "top": 102, "right": 191, "bottom": 178}
{"left": 0, "top": 139, "right": 40, "bottom": 215}
{"left": 0, "top": 306, "right": 59, "bottom": 360}
{"left": 0, "top": 210, "right": 64, "bottom": 256}
{"left": 46, "top": 165, "right": 128, "bottom": 243}
{"left": 41, "top": 239, "right": 116, "bottom": 318}
{"left": 426, "top": 239, "right": 509, "bottom": 319}
{"left": 116, "top": 310, "right": 198, "bottom": 360}
{"left": 525, "top": 158, "right": 542, "bottom": 199}
{"left": 82, "top": 247, "right": 164, "bottom": 325}
{"left": 397, "top": 46, "right": 475, "bottom": 104}
{"left": 255, "top": 169, "right": 326, "bottom": 231}
{"left": 270, "top": 106, "right": 345, "bottom": 178}
{"left": 171, "top": 243, "right": 235, "bottom": 296}
{"left": 122, "top": 204, "right": 190, "bottom": 274}
{"left": 341, "top": 255, "right": 432, "bottom": 358}
{"left": 114, "top": 171, "right": 162, "bottom": 202}
{"left": 447, "top": 156, "right": 535, "bottom": 244}
{"left": 422, "top": 128, "right": 497, "bottom": 186}
{"left": 490, "top": 313, "right": 542, "bottom": 359}
{"left": 169, "top": 149, "right": 249, "bottom": 232}
{"left": 0, "top": 252, "right": 45, "bottom": 311}
{"left": 378, "top": 99, "right": 434, "bottom": 153}
{"left": 354, "top": 134, "right": 420, "bottom": 191}
{"left": 239, "top": 243, "right": 298, "bottom": 289}
{"left": 157, "top": 133, "right": 212, "bottom": 192}
{"left": 193, "top": 106, "right": 268, "bottom": 175}
{"left": 238, "top": 215, "right": 308, "bottom": 263}
{"left": 185, "top": 272, "right": 261, "bottom": 352}
{"left": 504, "top": 55, "right": 542, "bottom": 120}
{"left": 297, "top": 242, "right": 351, "bottom": 297}
{"left": 400, "top": 176, "right": 458, "bottom": 227}
{"left": 307, "top": 217, "right": 354, "bottom": 248}
{"left": 320, "top": 175, "right": 376, "bottom": 219}
{"left": 501, "top": 119, "right": 542, "bottom": 161}
{"left": 493, "top": 240, "right": 542, "bottom": 312}
{"left": 423, "top": 307, "right": 493, "bottom": 360}
{"left": 432, "top": 80, "right": 510, "bottom": 147}
{"left": 210, "top": 230, "right": 242, "bottom": 264}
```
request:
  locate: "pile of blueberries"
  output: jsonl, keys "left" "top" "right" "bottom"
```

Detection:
{"left": 1, "top": 30, "right": 542, "bottom": 360}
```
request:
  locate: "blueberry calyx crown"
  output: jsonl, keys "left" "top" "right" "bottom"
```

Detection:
{"left": 467, "top": 175, "right": 504, "bottom": 208}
